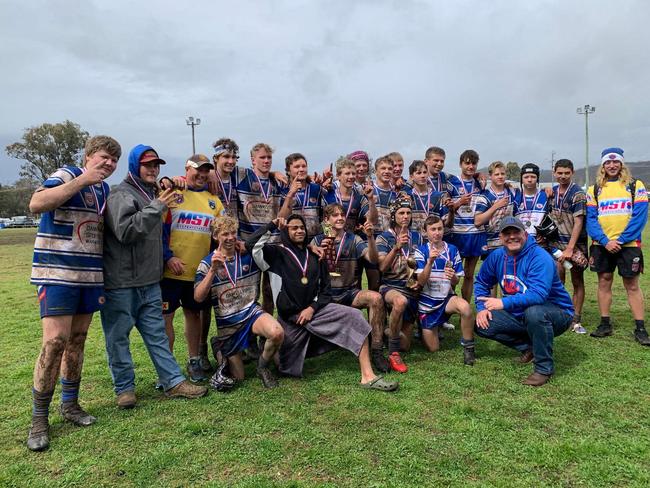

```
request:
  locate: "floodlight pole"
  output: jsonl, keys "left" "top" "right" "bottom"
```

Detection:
{"left": 186, "top": 116, "right": 201, "bottom": 154}
{"left": 576, "top": 105, "right": 595, "bottom": 186}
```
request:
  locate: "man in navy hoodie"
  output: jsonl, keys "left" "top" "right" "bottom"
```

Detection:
{"left": 474, "top": 216, "right": 574, "bottom": 386}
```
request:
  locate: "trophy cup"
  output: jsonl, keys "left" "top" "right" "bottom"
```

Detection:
{"left": 406, "top": 256, "right": 418, "bottom": 289}
{"left": 321, "top": 222, "right": 341, "bottom": 277}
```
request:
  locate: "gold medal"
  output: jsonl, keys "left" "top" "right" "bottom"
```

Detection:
{"left": 301, "top": 276, "right": 308, "bottom": 285}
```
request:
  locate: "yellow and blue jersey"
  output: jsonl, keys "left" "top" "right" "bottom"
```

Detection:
{"left": 586, "top": 179, "right": 648, "bottom": 247}
{"left": 163, "top": 188, "right": 225, "bottom": 281}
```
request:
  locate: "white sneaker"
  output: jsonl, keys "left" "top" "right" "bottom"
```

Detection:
{"left": 572, "top": 323, "right": 587, "bottom": 334}
{"left": 442, "top": 322, "right": 455, "bottom": 331}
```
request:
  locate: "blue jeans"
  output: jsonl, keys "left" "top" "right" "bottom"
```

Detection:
{"left": 100, "top": 284, "right": 185, "bottom": 395}
{"left": 475, "top": 304, "right": 572, "bottom": 375}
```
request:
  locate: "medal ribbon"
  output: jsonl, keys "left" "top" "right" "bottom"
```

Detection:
{"left": 81, "top": 168, "right": 107, "bottom": 215}
{"left": 334, "top": 182, "right": 354, "bottom": 223}
{"left": 429, "top": 174, "right": 442, "bottom": 192}
{"left": 216, "top": 171, "right": 232, "bottom": 207}
{"left": 413, "top": 189, "right": 431, "bottom": 217}
{"left": 280, "top": 244, "right": 309, "bottom": 279}
{"left": 554, "top": 183, "right": 574, "bottom": 211}
{"left": 391, "top": 228, "right": 411, "bottom": 260}
{"left": 502, "top": 255, "right": 518, "bottom": 294}
{"left": 333, "top": 233, "right": 347, "bottom": 266}
{"left": 222, "top": 252, "right": 240, "bottom": 287}
{"left": 523, "top": 190, "right": 542, "bottom": 223}
{"left": 295, "top": 183, "right": 310, "bottom": 210}
{"left": 127, "top": 172, "right": 154, "bottom": 203}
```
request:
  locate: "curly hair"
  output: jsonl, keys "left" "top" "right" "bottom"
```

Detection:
{"left": 211, "top": 215, "right": 239, "bottom": 238}
{"left": 595, "top": 162, "right": 633, "bottom": 188}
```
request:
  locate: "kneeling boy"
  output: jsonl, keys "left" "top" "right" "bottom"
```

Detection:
{"left": 415, "top": 216, "right": 476, "bottom": 365}
{"left": 194, "top": 216, "right": 285, "bottom": 389}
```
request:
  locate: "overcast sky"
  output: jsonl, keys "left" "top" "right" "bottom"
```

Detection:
{"left": 1, "top": 0, "right": 649, "bottom": 184}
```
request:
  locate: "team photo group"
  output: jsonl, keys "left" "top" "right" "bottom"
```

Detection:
{"left": 25, "top": 135, "right": 648, "bottom": 452}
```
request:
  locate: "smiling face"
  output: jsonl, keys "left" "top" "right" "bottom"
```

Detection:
{"left": 338, "top": 166, "right": 356, "bottom": 190}
{"left": 216, "top": 228, "right": 238, "bottom": 253}
{"left": 289, "top": 158, "right": 308, "bottom": 182}
{"left": 326, "top": 208, "right": 346, "bottom": 232}
{"left": 354, "top": 160, "right": 369, "bottom": 181}
{"left": 186, "top": 165, "right": 211, "bottom": 188}
{"left": 215, "top": 152, "right": 237, "bottom": 175}
{"left": 603, "top": 159, "right": 622, "bottom": 179}
{"left": 425, "top": 154, "right": 445, "bottom": 176}
{"left": 376, "top": 162, "right": 393, "bottom": 185}
{"left": 139, "top": 161, "right": 160, "bottom": 184}
{"left": 85, "top": 149, "right": 118, "bottom": 178}
{"left": 553, "top": 166, "right": 573, "bottom": 186}
{"left": 460, "top": 158, "right": 478, "bottom": 179}
{"left": 392, "top": 158, "right": 404, "bottom": 179}
{"left": 425, "top": 220, "right": 444, "bottom": 244}
{"left": 499, "top": 227, "right": 527, "bottom": 254}
{"left": 287, "top": 218, "right": 306, "bottom": 245}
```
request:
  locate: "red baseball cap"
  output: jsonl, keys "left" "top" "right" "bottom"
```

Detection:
{"left": 140, "top": 150, "right": 166, "bottom": 165}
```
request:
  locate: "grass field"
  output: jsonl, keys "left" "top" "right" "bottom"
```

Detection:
{"left": 1, "top": 227, "right": 649, "bottom": 487}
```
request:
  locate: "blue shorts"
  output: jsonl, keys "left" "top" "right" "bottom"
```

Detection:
{"left": 450, "top": 232, "right": 486, "bottom": 258}
{"left": 161, "top": 278, "right": 207, "bottom": 314}
{"left": 212, "top": 308, "right": 264, "bottom": 358}
{"left": 332, "top": 288, "right": 361, "bottom": 307}
{"left": 38, "top": 285, "right": 105, "bottom": 318}
{"left": 380, "top": 285, "right": 417, "bottom": 324}
{"left": 419, "top": 296, "right": 454, "bottom": 330}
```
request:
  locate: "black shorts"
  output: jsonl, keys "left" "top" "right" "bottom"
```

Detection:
{"left": 589, "top": 245, "right": 644, "bottom": 278}
{"left": 161, "top": 278, "right": 207, "bottom": 314}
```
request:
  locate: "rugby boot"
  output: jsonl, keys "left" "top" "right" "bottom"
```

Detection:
{"left": 60, "top": 401, "right": 96, "bottom": 427}
{"left": 634, "top": 328, "right": 650, "bottom": 346}
{"left": 388, "top": 352, "right": 408, "bottom": 373}
{"left": 371, "top": 348, "right": 390, "bottom": 373}
{"left": 187, "top": 357, "right": 207, "bottom": 382}
{"left": 26, "top": 417, "right": 50, "bottom": 452}
{"left": 257, "top": 366, "right": 279, "bottom": 389}
{"left": 463, "top": 345, "right": 476, "bottom": 366}
{"left": 591, "top": 323, "right": 613, "bottom": 338}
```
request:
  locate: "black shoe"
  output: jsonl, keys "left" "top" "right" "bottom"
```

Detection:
{"left": 187, "top": 358, "right": 207, "bottom": 382}
{"left": 371, "top": 349, "right": 390, "bottom": 373}
{"left": 591, "top": 323, "right": 613, "bottom": 338}
{"left": 634, "top": 328, "right": 650, "bottom": 346}
{"left": 257, "top": 366, "right": 279, "bottom": 389}
{"left": 60, "top": 402, "right": 96, "bottom": 427}
{"left": 463, "top": 346, "right": 476, "bottom": 366}
{"left": 26, "top": 417, "right": 49, "bottom": 452}
{"left": 209, "top": 361, "right": 235, "bottom": 391}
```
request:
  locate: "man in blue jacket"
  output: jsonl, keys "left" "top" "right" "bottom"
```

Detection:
{"left": 474, "top": 216, "right": 574, "bottom": 386}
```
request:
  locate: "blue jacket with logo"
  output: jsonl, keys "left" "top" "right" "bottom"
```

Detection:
{"left": 474, "top": 236, "right": 574, "bottom": 318}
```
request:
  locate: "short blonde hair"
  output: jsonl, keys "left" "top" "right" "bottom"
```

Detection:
{"left": 250, "top": 143, "right": 273, "bottom": 158}
{"left": 211, "top": 215, "right": 238, "bottom": 238}
{"left": 85, "top": 135, "right": 121, "bottom": 161}
{"left": 335, "top": 157, "right": 356, "bottom": 176}
{"left": 488, "top": 161, "right": 505, "bottom": 175}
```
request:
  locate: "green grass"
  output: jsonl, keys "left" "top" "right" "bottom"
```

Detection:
{"left": 1, "top": 226, "right": 649, "bottom": 487}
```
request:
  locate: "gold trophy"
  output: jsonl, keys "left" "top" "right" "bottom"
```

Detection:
{"left": 321, "top": 222, "right": 341, "bottom": 277}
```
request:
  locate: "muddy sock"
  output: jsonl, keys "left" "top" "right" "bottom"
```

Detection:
{"left": 388, "top": 337, "right": 401, "bottom": 354}
{"left": 60, "top": 377, "right": 80, "bottom": 405}
{"left": 32, "top": 388, "right": 54, "bottom": 421}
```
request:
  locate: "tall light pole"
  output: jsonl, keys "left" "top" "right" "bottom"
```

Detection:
{"left": 576, "top": 104, "right": 595, "bottom": 186}
{"left": 186, "top": 116, "right": 201, "bottom": 154}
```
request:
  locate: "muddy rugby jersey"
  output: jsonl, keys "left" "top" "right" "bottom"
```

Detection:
{"left": 31, "top": 166, "right": 109, "bottom": 287}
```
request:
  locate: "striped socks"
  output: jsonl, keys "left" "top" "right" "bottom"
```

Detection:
{"left": 60, "top": 378, "right": 80, "bottom": 405}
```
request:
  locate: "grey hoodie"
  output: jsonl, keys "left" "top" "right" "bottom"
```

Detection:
{"left": 103, "top": 173, "right": 167, "bottom": 290}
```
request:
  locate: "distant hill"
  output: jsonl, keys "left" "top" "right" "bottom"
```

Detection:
{"left": 478, "top": 161, "right": 650, "bottom": 187}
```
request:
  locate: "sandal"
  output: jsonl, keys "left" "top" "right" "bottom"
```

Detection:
{"left": 360, "top": 375, "right": 399, "bottom": 392}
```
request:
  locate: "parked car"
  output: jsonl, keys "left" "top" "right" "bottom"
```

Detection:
{"left": 8, "top": 216, "right": 37, "bottom": 228}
